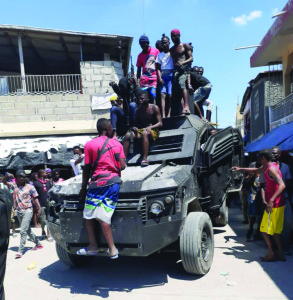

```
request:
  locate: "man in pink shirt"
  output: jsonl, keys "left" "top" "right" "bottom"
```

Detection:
{"left": 136, "top": 35, "right": 160, "bottom": 104}
{"left": 232, "top": 149, "right": 286, "bottom": 262}
{"left": 79, "top": 119, "right": 126, "bottom": 259}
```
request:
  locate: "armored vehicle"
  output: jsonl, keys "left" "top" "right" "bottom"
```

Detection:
{"left": 47, "top": 115, "right": 243, "bottom": 275}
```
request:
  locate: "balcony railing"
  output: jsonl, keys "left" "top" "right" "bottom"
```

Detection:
{"left": 0, "top": 74, "right": 81, "bottom": 96}
{"left": 271, "top": 92, "right": 293, "bottom": 122}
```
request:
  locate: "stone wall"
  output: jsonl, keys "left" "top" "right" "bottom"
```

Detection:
{"left": 80, "top": 61, "right": 124, "bottom": 95}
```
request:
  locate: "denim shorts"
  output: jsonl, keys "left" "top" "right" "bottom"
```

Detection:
{"left": 194, "top": 84, "right": 212, "bottom": 103}
{"left": 161, "top": 72, "right": 173, "bottom": 95}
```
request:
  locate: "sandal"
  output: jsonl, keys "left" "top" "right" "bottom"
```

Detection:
{"left": 76, "top": 248, "right": 100, "bottom": 256}
{"left": 141, "top": 159, "right": 149, "bottom": 167}
{"left": 107, "top": 249, "right": 119, "bottom": 259}
{"left": 182, "top": 109, "right": 191, "bottom": 115}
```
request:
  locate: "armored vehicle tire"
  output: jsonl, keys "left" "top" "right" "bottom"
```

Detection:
{"left": 56, "top": 243, "right": 94, "bottom": 268}
{"left": 180, "top": 212, "right": 214, "bottom": 275}
{"left": 213, "top": 199, "right": 229, "bottom": 227}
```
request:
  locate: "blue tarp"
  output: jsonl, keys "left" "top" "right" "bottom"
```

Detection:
{"left": 245, "top": 121, "right": 293, "bottom": 152}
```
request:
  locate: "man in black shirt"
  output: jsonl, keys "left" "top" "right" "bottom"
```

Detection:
{"left": 190, "top": 66, "right": 213, "bottom": 121}
{"left": 33, "top": 169, "right": 53, "bottom": 241}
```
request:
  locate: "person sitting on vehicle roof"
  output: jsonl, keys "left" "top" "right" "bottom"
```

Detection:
{"left": 123, "top": 90, "right": 162, "bottom": 167}
{"left": 190, "top": 66, "right": 213, "bottom": 122}
{"left": 136, "top": 35, "right": 160, "bottom": 104}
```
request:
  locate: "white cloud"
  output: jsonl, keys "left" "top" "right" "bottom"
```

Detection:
{"left": 231, "top": 10, "right": 263, "bottom": 26}
{"left": 247, "top": 10, "right": 262, "bottom": 21}
{"left": 231, "top": 14, "right": 247, "bottom": 25}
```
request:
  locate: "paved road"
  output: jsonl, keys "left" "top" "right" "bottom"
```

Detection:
{"left": 4, "top": 205, "right": 293, "bottom": 300}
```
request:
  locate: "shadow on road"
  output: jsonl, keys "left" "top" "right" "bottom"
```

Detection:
{"left": 218, "top": 204, "right": 293, "bottom": 299}
{"left": 38, "top": 252, "right": 200, "bottom": 298}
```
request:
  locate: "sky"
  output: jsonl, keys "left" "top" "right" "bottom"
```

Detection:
{"left": 0, "top": 0, "right": 289, "bottom": 126}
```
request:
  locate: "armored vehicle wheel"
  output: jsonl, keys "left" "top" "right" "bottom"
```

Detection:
{"left": 56, "top": 243, "right": 94, "bottom": 268}
{"left": 180, "top": 212, "right": 214, "bottom": 275}
{"left": 213, "top": 199, "right": 228, "bottom": 227}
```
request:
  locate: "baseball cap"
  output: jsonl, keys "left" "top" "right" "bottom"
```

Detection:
{"left": 16, "top": 169, "right": 26, "bottom": 177}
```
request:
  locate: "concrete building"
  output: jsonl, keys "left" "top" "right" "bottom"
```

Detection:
{"left": 240, "top": 0, "right": 293, "bottom": 151}
{"left": 0, "top": 25, "right": 132, "bottom": 137}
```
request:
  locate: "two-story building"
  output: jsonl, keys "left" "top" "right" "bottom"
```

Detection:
{"left": 0, "top": 25, "right": 132, "bottom": 172}
{"left": 240, "top": 0, "right": 293, "bottom": 152}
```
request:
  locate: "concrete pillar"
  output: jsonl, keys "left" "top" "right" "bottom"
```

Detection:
{"left": 18, "top": 35, "right": 26, "bottom": 92}
{"left": 282, "top": 52, "right": 293, "bottom": 97}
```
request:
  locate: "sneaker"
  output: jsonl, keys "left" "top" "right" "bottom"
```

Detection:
{"left": 15, "top": 252, "right": 22, "bottom": 259}
{"left": 31, "top": 244, "right": 43, "bottom": 251}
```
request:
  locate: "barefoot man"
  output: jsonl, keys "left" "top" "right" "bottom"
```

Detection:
{"left": 232, "top": 149, "right": 286, "bottom": 262}
{"left": 123, "top": 91, "right": 162, "bottom": 167}
{"left": 170, "top": 29, "right": 193, "bottom": 115}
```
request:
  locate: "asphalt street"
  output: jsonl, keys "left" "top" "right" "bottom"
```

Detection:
{"left": 4, "top": 205, "right": 293, "bottom": 300}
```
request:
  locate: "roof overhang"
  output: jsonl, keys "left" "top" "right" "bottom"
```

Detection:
{"left": 0, "top": 24, "right": 133, "bottom": 75}
{"left": 250, "top": 0, "right": 293, "bottom": 67}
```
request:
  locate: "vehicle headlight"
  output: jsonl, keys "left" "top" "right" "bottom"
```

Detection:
{"left": 164, "top": 195, "right": 174, "bottom": 204}
{"left": 150, "top": 201, "right": 164, "bottom": 215}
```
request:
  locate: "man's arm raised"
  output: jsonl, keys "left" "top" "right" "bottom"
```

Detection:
{"left": 231, "top": 165, "right": 265, "bottom": 174}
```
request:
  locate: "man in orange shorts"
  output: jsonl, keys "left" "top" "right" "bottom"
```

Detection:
{"left": 123, "top": 91, "right": 162, "bottom": 167}
{"left": 232, "top": 149, "right": 286, "bottom": 262}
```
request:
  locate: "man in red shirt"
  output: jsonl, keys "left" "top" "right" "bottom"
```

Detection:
{"left": 136, "top": 35, "right": 160, "bottom": 104}
{"left": 232, "top": 149, "right": 286, "bottom": 262}
{"left": 79, "top": 119, "right": 126, "bottom": 259}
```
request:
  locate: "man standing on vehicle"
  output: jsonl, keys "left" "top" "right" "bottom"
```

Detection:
{"left": 232, "top": 149, "right": 286, "bottom": 262}
{"left": 79, "top": 118, "right": 126, "bottom": 258}
{"left": 136, "top": 35, "right": 160, "bottom": 104}
{"left": 170, "top": 29, "right": 193, "bottom": 115}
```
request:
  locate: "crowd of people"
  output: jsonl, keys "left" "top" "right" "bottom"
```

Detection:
{"left": 233, "top": 146, "right": 293, "bottom": 262}
{"left": 109, "top": 28, "right": 214, "bottom": 142}
{"left": 0, "top": 167, "right": 66, "bottom": 259}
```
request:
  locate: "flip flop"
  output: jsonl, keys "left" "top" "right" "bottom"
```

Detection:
{"left": 141, "top": 160, "right": 149, "bottom": 167}
{"left": 260, "top": 256, "right": 276, "bottom": 262}
{"left": 107, "top": 249, "right": 119, "bottom": 259}
{"left": 76, "top": 248, "right": 100, "bottom": 256}
{"left": 182, "top": 109, "right": 191, "bottom": 115}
